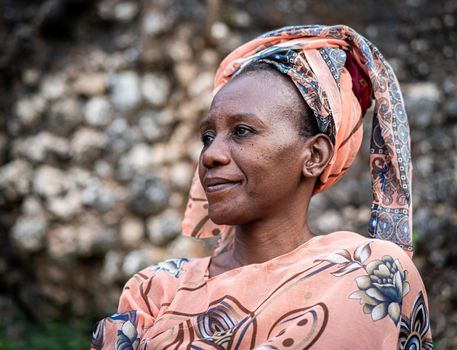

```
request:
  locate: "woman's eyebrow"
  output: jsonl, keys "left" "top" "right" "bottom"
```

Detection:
{"left": 200, "top": 112, "right": 266, "bottom": 130}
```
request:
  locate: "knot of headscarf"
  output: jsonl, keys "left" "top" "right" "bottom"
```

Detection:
{"left": 182, "top": 25, "right": 413, "bottom": 255}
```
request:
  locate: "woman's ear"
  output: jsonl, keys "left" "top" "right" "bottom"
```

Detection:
{"left": 302, "top": 134, "right": 334, "bottom": 178}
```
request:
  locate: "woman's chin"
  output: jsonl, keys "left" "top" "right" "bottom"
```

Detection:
{"left": 209, "top": 212, "right": 236, "bottom": 225}
{"left": 208, "top": 207, "right": 246, "bottom": 226}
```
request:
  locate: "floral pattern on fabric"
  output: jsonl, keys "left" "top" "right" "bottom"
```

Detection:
{"left": 316, "top": 242, "right": 409, "bottom": 324}
{"left": 399, "top": 292, "right": 433, "bottom": 350}
{"left": 115, "top": 320, "right": 139, "bottom": 350}
{"left": 91, "top": 311, "right": 138, "bottom": 350}
{"left": 150, "top": 258, "right": 189, "bottom": 278}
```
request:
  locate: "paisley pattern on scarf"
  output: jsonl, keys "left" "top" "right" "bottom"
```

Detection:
{"left": 319, "top": 47, "right": 347, "bottom": 88}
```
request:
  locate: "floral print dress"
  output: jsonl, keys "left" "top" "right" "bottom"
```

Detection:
{"left": 91, "top": 231, "right": 432, "bottom": 349}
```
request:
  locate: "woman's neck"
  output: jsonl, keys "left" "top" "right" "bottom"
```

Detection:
{"left": 232, "top": 216, "right": 314, "bottom": 266}
{"left": 208, "top": 182, "right": 317, "bottom": 277}
{"left": 209, "top": 209, "right": 315, "bottom": 277}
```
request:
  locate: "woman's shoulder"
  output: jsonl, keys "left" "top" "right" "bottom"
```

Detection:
{"left": 308, "top": 231, "right": 432, "bottom": 347}
{"left": 117, "top": 256, "right": 209, "bottom": 314}
{"left": 313, "top": 231, "right": 423, "bottom": 288}
{"left": 311, "top": 230, "right": 421, "bottom": 281}
{"left": 123, "top": 256, "right": 209, "bottom": 290}
{"left": 318, "top": 230, "right": 413, "bottom": 259}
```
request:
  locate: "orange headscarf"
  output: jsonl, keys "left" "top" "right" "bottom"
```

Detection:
{"left": 182, "top": 25, "right": 413, "bottom": 255}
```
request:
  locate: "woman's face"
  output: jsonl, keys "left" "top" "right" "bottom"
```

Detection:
{"left": 199, "top": 70, "right": 310, "bottom": 225}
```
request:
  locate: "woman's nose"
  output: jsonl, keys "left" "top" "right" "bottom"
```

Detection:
{"left": 201, "top": 136, "right": 230, "bottom": 168}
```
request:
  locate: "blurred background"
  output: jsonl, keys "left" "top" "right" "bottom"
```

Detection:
{"left": 0, "top": 0, "right": 455, "bottom": 348}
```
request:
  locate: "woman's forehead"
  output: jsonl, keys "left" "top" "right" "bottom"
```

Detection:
{"left": 208, "top": 71, "right": 300, "bottom": 119}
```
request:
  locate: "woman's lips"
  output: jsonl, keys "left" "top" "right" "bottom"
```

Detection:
{"left": 205, "top": 181, "right": 241, "bottom": 193}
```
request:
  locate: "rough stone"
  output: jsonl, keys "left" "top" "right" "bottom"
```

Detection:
{"left": 403, "top": 82, "right": 442, "bottom": 128}
{"left": 106, "top": 117, "right": 131, "bottom": 155}
{"left": 98, "top": 0, "right": 139, "bottom": 22}
{"left": 11, "top": 215, "right": 48, "bottom": 253}
{"left": 48, "top": 189, "right": 83, "bottom": 220}
{"left": 22, "top": 69, "right": 41, "bottom": 86}
{"left": 164, "top": 124, "right": 194, "bottom": 161}
{"left": 67, "top": 166, "right": 92, "bottom": 188}
{"left": 48, "top": 97, "right": 83, "bottom": 135}
{"left": 142, "top": 10, "right": 174, "bottom": 36}
{"left": 84, "top": 96, "right": 113, "bottom": 127}
{"left": 167, "top": 236, "right": 207, "bottom": 259}
{"left": 152, "top": 143, "right": 172, "bottom": 164}
{"left": 21, "top": 196, "right": 46, "bottom": 216}
{"left": 81, "top": 178, "right": 122, "bottom": 213}
{"left": 200, "top": 49, "right": 219, "bottom": 67}
{"left": 141, "top": 74, "right": 171, "bottom": 106}
{"left": 210, "top": 22, "right": 229, "bottom": 41}
{"left": 0, "top": 133, "right": 7, "bottom": 164}
{"left": 39, "top": 74, "right": 67, "bottom": 100}
{"left": 138, "top": 112, "right": 162, "bottom": 142}
{"left": 188, "top": 72, "right": 213, "bottom": 103}
{"left": 168, "top": 192, "right": 185, "bottom": 209}
{"left": 129, "top": 175, "right": 169, "bottom": 217}
{"left": 114, "top": 1, "right": 139, "bottom": 22}
{"left": 168, "top": 162, "right": 194, "bottom": 189}
{"left": 33, "top": 165, "right": 67, "bottom": 198}
{"left": 118, "top": 143, "right": 156, "bottom": 179}
{"left": 174, "top": 63, "right": 198, "bottom": 86}
{"left": 77, "top": 223, "right": 116, "bottom": 257}
{"left": 73, "top": 73, "right": 107, "bottom": 96}
{"left": 232, "top": 10, "right": 251, "bottom": 28}
{"left": 120, "top": 217, "right": 145, "bottom": 248}
{"left": 47, "top": 218, "right": 116, "bottom": 259}
{"left": 71, "top": 128, "right": 107, "bottom": 163}
{"left": 101, "top": 250, "right": 123, "bottom": 284}
{"left": 47, "top": 225, "right": 78, "bottom": 259}
{"left": 187, "top": 138, "right": 204, "bottom": 163}
{"left": 12, "top": 132, "right": 70, "bottom": 163}
{"left": 158, "top": 110, "right": 175, "bottom": 125}
{"left": 0, "top": 160, "right": 33, "bottom": 202}
{"left": 14, "top": 95, "right": 46, "bottom": 129}
{"left": 315, "top": 210, "right": 344, "bottom": 233}
{"left": 110, "top": 71, "right": 142, "bottom": 111}
{"left": 94, "top": 160, "right": 113, "bottom": 178}
{"left": 121, "top": 246, "right": 168, "bottom": 277}
{"left": 147, "top": 209, "right": 182, "bottom": 246}
{"left": 138, "top": 111, "right": 173, "bottom": 142}
{"left": 444, "top": 97, "right": 457, "bottom": 120}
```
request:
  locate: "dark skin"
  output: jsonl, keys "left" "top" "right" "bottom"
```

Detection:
{"left": 199, "top": 70, "right": 334, "bottom": 278}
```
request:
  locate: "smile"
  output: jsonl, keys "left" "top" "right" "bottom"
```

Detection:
{"left": 206, "top": 182, "right": 241, "bottom": 193}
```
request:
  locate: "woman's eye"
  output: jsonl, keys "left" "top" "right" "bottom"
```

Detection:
{"left": 234, "top": 125, "right": 253, "bottom": 137}
{"left": 201, "top": 133, "right": 215, "bottom": 146}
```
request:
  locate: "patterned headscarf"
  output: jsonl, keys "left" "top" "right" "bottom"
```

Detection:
{"left": 182, "top": 25, "right": 413, "bottom": 254}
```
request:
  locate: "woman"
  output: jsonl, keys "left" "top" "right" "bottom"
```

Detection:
{"left": 91, "top": 25, "right": 432, "bottom": 349}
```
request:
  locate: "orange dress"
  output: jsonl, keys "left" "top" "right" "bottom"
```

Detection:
{"left": 91, "top": 231, "right": 432, "bottom": 349}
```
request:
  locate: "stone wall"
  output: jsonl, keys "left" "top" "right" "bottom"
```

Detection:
{"left": 0, "top": 0, "right": 456, "bottom": 348}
